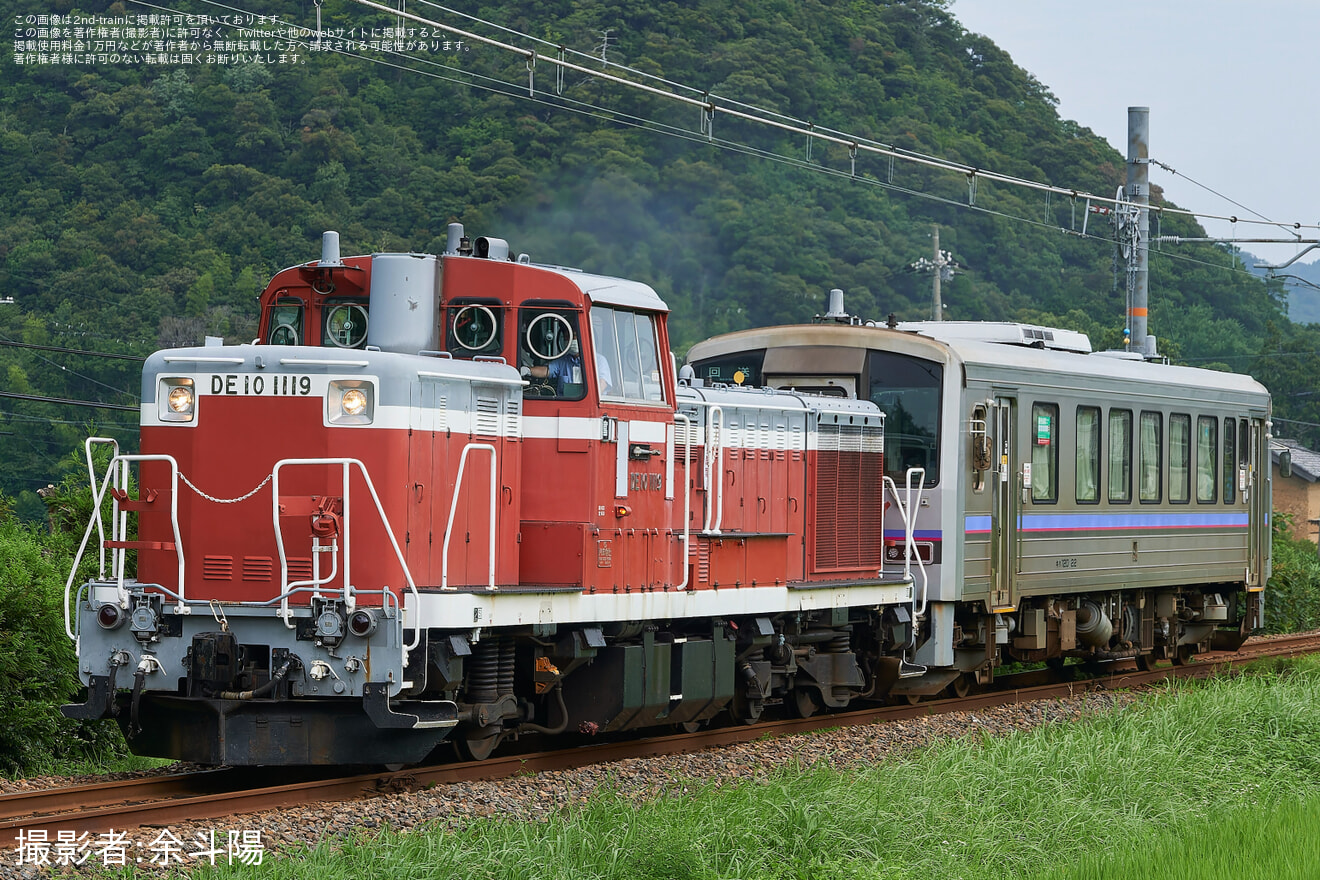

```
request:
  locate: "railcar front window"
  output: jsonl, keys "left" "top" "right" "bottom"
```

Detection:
{"left": 867, "top": 351, "right": 942, "bottom": 485}
{"left": 1140, "top": 412, "right": 1162, "bottom": 503}
{"left": 1108, "top": 409, "right": 1132, "bottom": 503}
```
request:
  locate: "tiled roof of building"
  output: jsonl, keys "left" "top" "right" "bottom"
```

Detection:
{"left": 1272, "top": 438, "right": 1320, "bottom": 483}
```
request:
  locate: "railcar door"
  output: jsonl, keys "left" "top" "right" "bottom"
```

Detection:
{"left": 1246, "top": 417, "right": 1269, "bottom": 587}
{"left": 990, "top": 395, "right": 1018, "bottom": 611}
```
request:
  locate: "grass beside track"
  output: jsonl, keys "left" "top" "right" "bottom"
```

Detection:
{"left": 171, "top": 657, "right": 1320, "bottom": 879}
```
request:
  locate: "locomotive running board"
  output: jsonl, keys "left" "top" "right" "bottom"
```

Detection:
{"left": 362, "top": 682, "right": 459, "bottom": 730}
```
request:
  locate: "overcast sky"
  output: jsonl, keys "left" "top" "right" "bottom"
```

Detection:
{"left": 951, "top": 0, "right": 1319, "bottom": 267}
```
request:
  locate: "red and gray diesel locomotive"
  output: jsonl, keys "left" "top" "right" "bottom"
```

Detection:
{"left": 61, "top": 228, "right": 1269, "bottom": 765}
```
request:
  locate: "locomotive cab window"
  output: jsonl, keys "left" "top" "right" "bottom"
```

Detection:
{"left": 322, "top": 300, "right": 369, "bottom": 349}
{"left": 447, "top": 299, "right": 504, "bottom": 358}
{"left": 1030, "top": 403, "right": 1058, "bottom": 503}
{"left": 867, "top": 351, "right": 943, "bottom": 484}
{"left": 520, "top": 303, "right": 586, "bottom": 401}
{"left": 591, "top": 306, "right": 666, "bottom": 405}
{"left": 267, "top": 300, "right": 304, "bottom": 346}
{"left": 1076, "top": 406, "right": 1100, "bottom": 503}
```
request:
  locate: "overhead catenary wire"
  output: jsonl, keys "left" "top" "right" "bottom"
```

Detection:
{"left": 343, "top": 0, "right": 1318, "bottom": 234}
{"left": 113, "top": 0, "right": 1306, "bottom": 292}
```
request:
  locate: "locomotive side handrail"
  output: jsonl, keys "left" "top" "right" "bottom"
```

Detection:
{"left": 270, "top": 457, "right": 421, "bottom": 659}
{"left": 673, "top": 413, "right": 693, "bottom": 591}
{"left": 440, "top": 442, "right": 499, "bottom": 591}
{"left": 702, "top": 405, "right": 725, "bottom": 535}
{"left": 64, "top": 441, "right": 186, "bottom": 640}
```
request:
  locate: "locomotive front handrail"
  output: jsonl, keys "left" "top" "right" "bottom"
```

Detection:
{"left": 441, "top": 443, "right": 499, "bottom": 591}
{"left": 270, "top": 457, "right": 421, "bottom": 659}
{"left": 65, "top": 443, "right": 186, "bottom": 641}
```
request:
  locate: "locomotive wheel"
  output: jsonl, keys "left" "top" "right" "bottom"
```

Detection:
{"left": 791, "top": 687, "right": 822, "bottom": 718}
{"left": 1170, "top": 645, "right": 1195, "bottom": 666}
{"left": 455, "top": 724, "right": 503, "bottom": 761}
{"left": 904, "top": 693, "right": 923, "bottom": 706}
{"left": 948, "top": 674, "right": 972, "bottom": 699}
{"left": 1135, "top": 653, "right": 1154, "bottom": 672}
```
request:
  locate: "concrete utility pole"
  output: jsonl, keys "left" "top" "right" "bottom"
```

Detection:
{"left": 932, "top": 225, "right": 943, "bottom": 321}
{"left": 909, "top": 225, "right": 957, "bottom": 321}
{"left": 1126, "top": 106, "right": 1153, "bottom": 358}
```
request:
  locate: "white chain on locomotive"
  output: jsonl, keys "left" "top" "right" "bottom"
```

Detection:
{"left": 61, "top": 227, "right": 1268, "bottom": 765}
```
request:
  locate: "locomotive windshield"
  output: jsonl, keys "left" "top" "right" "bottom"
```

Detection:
{"left": 867, "top": 350, "right": 942, "bottom": 485}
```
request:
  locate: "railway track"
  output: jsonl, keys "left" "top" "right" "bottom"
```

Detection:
{"left": 5, "top": 631, "right": 1317, "bottom": 842}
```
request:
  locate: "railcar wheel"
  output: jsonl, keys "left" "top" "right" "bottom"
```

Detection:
{"left": 905, "top": 693, "right": 923, "bottom": 706}
{"left": 455, "top": 725, "right": 503, "bottom": 761}
{"left": 948, "top": 674, "right": 971, "bottom": 699}
{"left": 1135, "top": 653, "right": 1154, "bottom": 671}
{"left": 1170, "top": 645, "right": 1195, "bottom": 666}
{"left": 791, "top": 687, "right": 822, "bottom": 718}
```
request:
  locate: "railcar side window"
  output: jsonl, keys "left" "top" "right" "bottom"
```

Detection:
{"left": 867, "top": 351, "right": 943, "bottom": 485}
{"left": 1139, "top": 412, "right": 1162, "bottom": 503}
{"left": 1197, "top": 416, "right": 1217, "bottom": 503}
{"left": 1223, "top": 418, "right": 1237, "bottom": 503}
{"left": 1108, "top": 409, "right": 1132, "bottom": 503}
{"left": 1076, "top": 406, "right": 1100, "bottom": 503}
{"left": 1031, "top": 403, "right": 1058, "bottom": 503}
{"left": 1169, "top": 414, "right": 1191, "bottom": 503}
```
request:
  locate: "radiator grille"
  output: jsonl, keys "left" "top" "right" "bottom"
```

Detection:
{"left": 814, "top": 423, "right": 884, "bottom": 571}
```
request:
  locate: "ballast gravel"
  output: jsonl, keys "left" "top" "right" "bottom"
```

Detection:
{"left": 0, "top": 690, "right": 1135, "bottom": 877}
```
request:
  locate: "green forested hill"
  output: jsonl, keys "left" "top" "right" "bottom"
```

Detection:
{"left": 3, "top": 0, "right": 1317, "bottom": 514}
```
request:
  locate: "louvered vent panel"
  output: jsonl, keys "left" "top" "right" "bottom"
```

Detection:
{"left": 435, "top": 396, "right": 448, "bottom": 432}
{"left": 202, "top": 555, "right": 233, "bottom": 581}
{"left": 242, "top": 556, "right": 273, "bottom": 582}
{"left": 288, "top": 557, "right": 314, "bottom": 581}
{"left": 505, "top": 397, "right": 521, "bottom": 438}
{"left": 475, "top": 397, "right": 500, "bottom": 436}
{"left": 697, "top": 539, "right": 711, "bottom": 586}
{"left": 813, "top": 422, "right": 884, "bottom": 571}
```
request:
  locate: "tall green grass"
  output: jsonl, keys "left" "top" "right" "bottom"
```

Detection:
{"left": 189, "top": 659, "right": 1320, "bottom": 879}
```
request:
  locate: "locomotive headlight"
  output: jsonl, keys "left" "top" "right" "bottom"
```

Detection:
{"left": 158, "top": 378, "right": 196, "bottom": 422}
{"left": 95, "top": 602, "right": 126, "bottom": 630}
{"left": 342, "top": 388, "right": 368, "bottom": 416}
{"left": 327, "top": 380, "right": 374, "bottom": 426}
{"left": 347, "top": 609, "right": 378, "bottom": 638}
